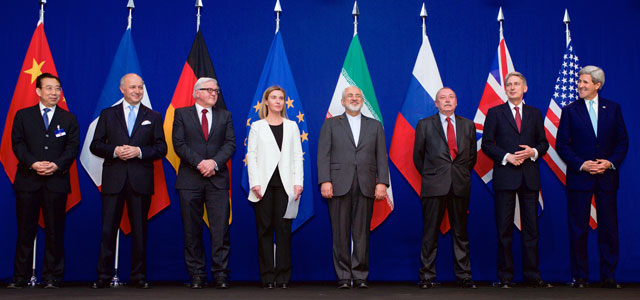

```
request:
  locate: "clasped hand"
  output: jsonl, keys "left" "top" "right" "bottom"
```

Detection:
{"left": 31, "top": 161, "right": 58, "bottom": 176}
{"left": 582, "top": 159, "right": 612, "bottom": 175}
{"left": 197, "top": 159, "right": 217, "bottom": 177}
{"left": 507, "top": 145, "right": 535, "bottom": 166}
{"left": 115, "top": 145, "right": 140, "bottom": 160}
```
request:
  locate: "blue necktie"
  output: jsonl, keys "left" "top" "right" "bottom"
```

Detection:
{"left": 127, "top": 105, "right": 136, "bottom": 136}
{"left": 43, "top": 108, "right": 51, "bottom": 130}
{"left": 588, "top": 101, "right": 597, "bottom": 137}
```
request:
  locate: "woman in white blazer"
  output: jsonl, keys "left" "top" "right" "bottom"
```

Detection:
{"left": 246, "top": 86, "right": 303, "bottom": 289}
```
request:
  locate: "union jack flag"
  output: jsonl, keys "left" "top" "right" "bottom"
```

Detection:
{"left": 542, "top": 42, "right": 597, "bottom": 229}
{"left": 473, "top": 37, "right": 543, "bottom": 230}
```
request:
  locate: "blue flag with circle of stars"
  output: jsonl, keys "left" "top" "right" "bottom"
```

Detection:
{"left": 241, "top": 31, "right": 313, "bottom": 232}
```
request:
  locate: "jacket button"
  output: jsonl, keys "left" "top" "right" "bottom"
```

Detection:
{"left": 44, "top": 146, "right": 49, "bottom": 150}
{"left": 45, "top": 134, "right": 49, "bottom": 138}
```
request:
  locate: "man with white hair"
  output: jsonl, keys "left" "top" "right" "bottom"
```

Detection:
{"left": 173, "top": 77, "right": 236, "bottom": 289}
{"left": 556, "top": 66, "right": 628, "bottom": 289}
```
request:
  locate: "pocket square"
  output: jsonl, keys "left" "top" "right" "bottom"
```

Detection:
{"left": 141, "top": 120, "right": 152, "bottom": 125}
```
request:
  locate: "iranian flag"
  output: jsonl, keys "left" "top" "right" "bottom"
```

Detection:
{"left": 326, "top": 34, "right": 394, "bottom": 230}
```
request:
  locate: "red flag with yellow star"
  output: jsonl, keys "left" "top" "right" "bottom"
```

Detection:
{"left": 0, "top": 21, "right": 81, "bottom": 225}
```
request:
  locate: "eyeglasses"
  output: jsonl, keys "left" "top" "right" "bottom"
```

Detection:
{"left": 199, "top": 88, "right": 220, "bottom": 95}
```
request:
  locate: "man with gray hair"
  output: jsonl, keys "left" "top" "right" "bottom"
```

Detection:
{"left": 173, "top": 77, "right": 236, "bottom": 289}
{"left": 556, "top": 66, "right": 628, "bottom": 289}
{"left": 482, "top": 71, "right": 550, "bottom": 288}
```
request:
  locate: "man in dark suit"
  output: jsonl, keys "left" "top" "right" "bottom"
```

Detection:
{"left": 317, "top": 86, "right": 389, "bottom": 289}
{"left": 90, "top": 73, "right": 167, "bottom": 289}
{"left": 9, "top": 73, "right": 79, "bottom": 289}
{"left": 556, "top": 66, "right": 628, "bottom": 289}
{"left": 173, "top": 77, "right": 236, "bottom": 289}
{"left": 481, "top": 72, "right": 550, "bottom": 288}
{"left": 413, "top": 87, "right": 477, "bottom": 289}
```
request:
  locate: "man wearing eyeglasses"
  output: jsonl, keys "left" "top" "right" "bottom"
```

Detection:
{"left": 172, "top": 77, "right": 236, "bottom": 289}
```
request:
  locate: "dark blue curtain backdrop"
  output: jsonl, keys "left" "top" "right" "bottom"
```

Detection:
{"left": 1, "top": 1, "right": 638, "bottom": 283}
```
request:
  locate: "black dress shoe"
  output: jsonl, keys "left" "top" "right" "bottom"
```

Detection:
{"left": 337, "top": 281, "right": 350, "bottom": 289}
{"left": 459, "top": 278, "right": 478, "bottom": 289}
{"left": 189, "top": 277, "right": 204, "bottom": 289}
{"left": 132, "top": 280, "right": 150, "bottom": 289}
{"left": 215, "top": 278, "right": 229, "bottom": 289}
{"left": 354, "top": 281, "right": 368, "bottom": 289}
{"left": 602, "top": 278, "right": 622, "bottom": 289}
{"left": 92, "top": 279, "right": 110, "bottom": 289}
{"left": 278, "top": 282, "right": 289, "bottom": 289}
{"left": 498, "top": 280, "right": 515, "bottom": 289}
{"left": 262, "top": 282, "right": 274, "bottom": 289}
{"left": 7, "top": 280, "right": 27, "bottom": 289}
{"left": 573, "top": 278, "right": 587, "bottom": 288}
{"left": 43, "top": 280, "right": 61, "bottom": 289}
{"left": 528, "top": 279, "right": 553, "bottom": 288}
{"left": 418, "top": 279, "right": 433, "bottom": 289}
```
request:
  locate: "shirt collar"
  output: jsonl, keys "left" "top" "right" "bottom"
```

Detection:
{"left": 507, "top": 100, "right": 523, "bottom": 111}
{"left": 194, "top": 103, "right": 212, "bottom": 114}
{"left": 345, "top": 112, "right": 361, "bottom": 121}
{"left": 123, "top": 101, "right": 141, "bottom": 110}
{"left": 39, "top": 102, "right": 56, "bottom": 113}
{"left": 585, "top": 95, "right": 599, "bottom": 105}
{"left": 439, "top": 112, "right": 455, "bottom": 124}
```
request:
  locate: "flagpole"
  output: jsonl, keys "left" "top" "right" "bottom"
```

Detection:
{"left": 420, "top": 3, "right": 427, "bottom": 38}
{"left": 274, "top": 0, "right": 281, "bottom": 34}
{"left": 352, "top": 1, "right": 359, "bottom": 36}
{"left": 39, "top": 0, "right": 46, "bottom": 24}
{"left": 127, "top": 0, "right": 134, "bottom": 30}
{"left": 196, "top": 0, "right": 203, "bottom": 32}
{"left": 497, "top": 6, "right": 504, "bottom": 40}
{"left": 563, "top": 9, "right": 571, "bottom": 46}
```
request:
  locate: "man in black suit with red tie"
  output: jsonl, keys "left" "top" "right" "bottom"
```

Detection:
{"left": 481, "top": 72, "right": 550, "bottom": 288}
{"left": 413, "top": 87, "right": 477, "bottom": 289}
{"left": 90, "top": 73, "right": 167, "bottom": 289}
{"left": 8, "top": 73, "right": 79, "bottom": 289}
{"left": 172, "top": 77, "right": 235, "bottom": 289}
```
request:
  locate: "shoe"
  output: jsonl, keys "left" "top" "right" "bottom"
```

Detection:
{"left": 278, "top": 282, "right": 289, "bottom": 289}
{"left": 573, "top": 278, "right": 587, "bottom": 288}
{"left": 337, "top": 281, "right": 350, "bottom": 289}
{"left": 91, "top": 279, "right": 110, "bottom": 289}
{"left": 215, "top": 278, "right": 229, "bottom": 289}
{"left": 132, "top": 280, "right": 150, "bottom": 289}
{"left": 459, "top": 278, "right": 478, "bottom": 289}
{"left": 354, "top": 281, "right": 368, "bottom": 289}
{"left": 262, "top": 282, "right": 274, "bottom": 289}
{"left": 498, "top": 280, "right": 515, "bottom": 289}
{"left": 7, "top": 280, "right": 27, "bottom": 289}
{"left": 189, "top": 276, "right": 204, "bottom": 289}
{"left": 528, "top": 279, "right": 552, "bottom": 288}
{"left": 418, "top": 279, "right": 433, "bottom": 289}
{"left": 602, "top": 278, "right": 622, "bottom": 289}
{"left": 43, "top": 280, "right": 61, "bottom": 289}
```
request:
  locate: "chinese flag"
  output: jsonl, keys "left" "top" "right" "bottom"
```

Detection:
{"left": 0, "top": 21, "right": 81, "bottom": 226}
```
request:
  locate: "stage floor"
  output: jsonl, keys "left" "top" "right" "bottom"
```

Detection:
{"left": 1, "top": 282, "right": 639, "bottom": 299}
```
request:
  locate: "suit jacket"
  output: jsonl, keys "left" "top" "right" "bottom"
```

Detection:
{"left": 90, "top": 102, "right": 167, "bottom": 195}
{"left": 173, "top": 105, "right": 236, "bottom": 190}
{"left": 556, "top": 97, "right": 628, "bottom": 191}
{"left": 246, "top": 119, "right": 303, "bottom": 203}
{"left": 413, "top": 114, "right": 476, "bottom": 198}
{"left": 317, "top": 113, "right": 389, "bottom": 198}
{"left": 12, "top": 104, "right": 79, "bottom": 193}
{"left": 481, "top": 102, "right": 549, "bottom": 191}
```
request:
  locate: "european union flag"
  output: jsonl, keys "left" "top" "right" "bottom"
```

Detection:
{"left": 241, "top": 31, "right": 313, "bottom": 232}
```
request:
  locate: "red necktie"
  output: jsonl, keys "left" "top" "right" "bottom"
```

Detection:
{"left": 201, "top": 109, "right": 209, "bottom": 141}
{"left": 514, "top": 106, "right": 521, "bottom": 133}
{"left": 446, "top": 117, "right": 457, "bottom": 160}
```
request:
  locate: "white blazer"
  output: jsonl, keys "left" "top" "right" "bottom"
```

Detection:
{"left": 246, "top": 119, "right": 304, "bottom": 218}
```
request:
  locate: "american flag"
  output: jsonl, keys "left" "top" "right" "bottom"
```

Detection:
{"left": 543, "top": 42, "right": 597, "bottom": 229}
{"left": 473, "top": 37, "right": 543, "bottom": 230}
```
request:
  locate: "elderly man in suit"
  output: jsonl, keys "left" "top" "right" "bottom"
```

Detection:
{"left": 173, "top": 77, "right": 236, "bottom": 289}
{"left": 317, "top": 86, "right": 389, "bottom": 289}
{"left": 481, "top": 72, "right": 550, "bottom": 288}
{"left": 556, "top": 66, "right": 628, "bottom": 289}
{"left": 90, "top": 73, "right": 167, "bottom": 289}
{"left": 8, "top": 73, "right": 79, "bottom": 289}
{"left": 413, "top": 87, "right": 477, "bottom": 289}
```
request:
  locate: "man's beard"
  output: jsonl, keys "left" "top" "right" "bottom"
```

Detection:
{"left": 345, "top": 103, "right": 363, "bottom": 114}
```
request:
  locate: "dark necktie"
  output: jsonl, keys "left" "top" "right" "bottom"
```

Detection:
{"left": 446, "top": 117, "right": 457, "bottom": 160}
{"left": 514, "top": 106, "right": 521, "bottom": 133}
{"left": 43, "top": 107, "right": 51, "bottom": 130}
{"left": 201, "top": 109, "right": 209, "bottom": 141}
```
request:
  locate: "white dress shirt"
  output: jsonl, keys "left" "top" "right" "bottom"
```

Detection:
{"left": 346, "top": 112, "right": 361, "bottom": 147}
{"left": 113, "top": 101, "right": 142, "bottom": 158}
{"left": 39, "top": 102, "right": 56, "bottom": 127}
{"left": 501, "top": 101, "right": 538, "bottom": 165}
{"left": 194, "top": 103, "right": 217, "bottom": 170}
{"left": 439, "top": 112, "right": 456, "bottom": 141}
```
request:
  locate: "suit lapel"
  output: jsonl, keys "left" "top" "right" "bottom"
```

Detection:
{"left": 115, "top": 103, "right": 129, "bottom": 136}
{"left": 454, "top": 115, "right": 466, "bottom": 159}
{"left": 356, "top": 116, "right": 367, "bottom": 148}
{"left": 264, "top": 119, "right": 281, "bottom": 153}
{"left": 432, "top": 114, "right": 448, "bottom": 146}
{"left": 501, "top": 103, "right": 519, "bottom": 134}
{"left": 338, "top": 114, "right": 356, "bottom": 148}
{"left": 575, "top": 99, "right": 597, "bottom": 139}
{"left": 596, "top": 98, "right": 608, "bottom": 139}
{"left": 30, "top": 105, "right": 47, "bottom": 132}
{"left": 130, "top": 104, "right": 148, "bottom": 137}
{"left": 187, "top": 105, "right": 207, "bottom": 141}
